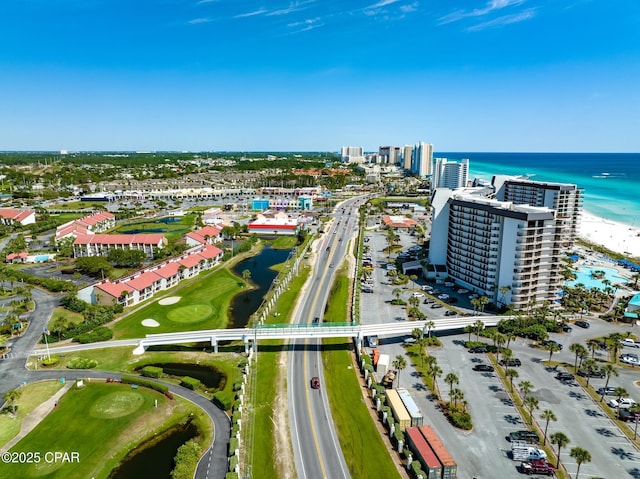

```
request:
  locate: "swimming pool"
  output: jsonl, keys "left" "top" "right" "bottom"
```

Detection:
{"left": 565, "top": 266, "right": 627, "bottom": 290}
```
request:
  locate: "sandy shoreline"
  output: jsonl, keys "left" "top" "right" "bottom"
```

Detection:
{"left": 579, "top": 211, "right": 640, "bottom": 258}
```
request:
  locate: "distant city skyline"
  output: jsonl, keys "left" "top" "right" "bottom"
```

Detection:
{"left": 1, "top": 1, "right": 639, "bottom": 152}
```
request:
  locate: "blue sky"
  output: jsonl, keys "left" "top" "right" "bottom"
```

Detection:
{"left": 1, "top": 0, "right": 639, "bottom": 152}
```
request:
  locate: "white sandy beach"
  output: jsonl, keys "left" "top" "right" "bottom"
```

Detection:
{"left": 579, "top": 212, "right": 640, "bottom": 259}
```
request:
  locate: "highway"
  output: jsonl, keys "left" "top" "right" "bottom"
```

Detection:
{"left": 287, "top": 196, "right": 364, "bottom": 479}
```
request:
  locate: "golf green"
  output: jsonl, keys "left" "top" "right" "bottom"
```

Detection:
{"left": 90, "top": 391, "right": 145, "bottom": 419}
{"left": 166, "top": 304, "right": 213, "bottom": 323}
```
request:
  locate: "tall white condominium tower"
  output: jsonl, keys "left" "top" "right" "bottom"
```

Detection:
{"left": 402, "top": 145, "right": 413, "bottom": 170}
{"left": 411, "top": 142, "right": 433, "bottom": 177}
{"left": 432, "top": 158, "right": 469, "bottom": 190}
{"left": 341, "top": 146, "right": 365, "bottom": 164}
{"left": 429, "top": 189, "right": 565, "bottom": 309}
{"left": 378, "top": 146, "right": 401, "bottom": 164}
{"left": 492, "top": 175, "right": 583, "bottom": 245}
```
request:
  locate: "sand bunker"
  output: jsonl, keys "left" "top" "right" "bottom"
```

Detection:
{"left": 141, "top": 319, "right": 160, "bottom": 327}
{"left": 158, "top": 296, "right": 181, "bottom": 305}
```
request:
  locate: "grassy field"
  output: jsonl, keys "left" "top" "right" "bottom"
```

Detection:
{"left": 323, "top": 269, "right": 401, "bottom": 479}
{"left": 112, "top": 267, "right": 244, "bottom": 338}
{"left": 248, "top": 265, "right": 311, "bottom": 479}
{"left": 0, "top": 380, "right": 64, "bottom": 448}
{"left": 113, "top": 215, "right": 195, "bottom": 242}
{"left": 32, "top": 348, "right": 243, "bottom": 400}
{"left": 0, "top": 381, "right": 209, "bottom": 479}
{"left": 47, "top": 307, "right": 84, "bottom": 334}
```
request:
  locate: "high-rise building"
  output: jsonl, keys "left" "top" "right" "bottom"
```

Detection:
{"left": 403, "top": 145, "right": 413, "bottom": 170}
{"left": 492, "top": 175, "right": 583, "bottom": 244}
{"left": 433, "top": 158, "right": 469, "bottom": 190}
{"left": 429, "top": 189, "right": 565, "bottom": 309}
{"left": 378, "top": 146, "right": 401, "bottom": 164}
{"left": 411, "top": 142, "right": 433, "bottom": 177}
{"left": 341, "top": 146, "right": 365, "bottom": 163}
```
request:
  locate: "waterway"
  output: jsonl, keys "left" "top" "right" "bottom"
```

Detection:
{"left": 108, "top": 421, "right": 198, "bottom": 479}
{"left": 229, "top": 245, "right": 291, "bottom": 328}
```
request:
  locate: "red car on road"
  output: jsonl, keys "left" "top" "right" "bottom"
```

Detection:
{"left": 311, "top": 377, "right": 320, "bottom": 389}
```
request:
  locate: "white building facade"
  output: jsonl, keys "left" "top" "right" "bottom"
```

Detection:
{"left": 432, "top": 158, "right": 469, "bottom": 190}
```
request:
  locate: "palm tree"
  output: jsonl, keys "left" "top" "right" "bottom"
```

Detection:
{"left": 581, "top": 358, "right": 598, "bottom": 387}
{"left": 494, "top": 332, "right": 506, "bottom": 364}
{"left": 505, "top": 332, "right": 515, "bottom": 349}
{"left": 425, "top": 320, "right": 435, "bottom": 338}
{"left": 600, "top": 364, "right": 619, "bottom": 402}
{"left": 409, "top": 274, "right": 418, "bottom": 289}
{"left": 242, "top": 269, "right": 251, "bottom": 287}
{"left": 608, "top": 332, "right": 624, "bottom": 362}
{"left": 450, "top": 388, "right": 464, "bottom": 409}
{"left": 498, "top": 285, "right": 511, "bottom": 307}
{"left": 505, "top": 368, "right": 519, "bottom": 392}
{"left": 464, "top": 324, "right": 473, "bottom": 342}
{"left": 587, "top": 340, "right": 598, "bottom": 359}
{"left": 524, "top": 396, "right": 539, "bottom": 425}
{"left": 519, "top": 380, "right": 534, "bottom": 402}
{"left": 444, "top": 372, "right": 459, "bottom": 396}
{"left": 570, "top": 343, "right": 588, "bottom": 371}
{"left": 473, "top": 319, "right": 485, "bottom": 342}
{"left": 630, "top": 403, "right": 640, "bottom": 440}
{"left": 478, "top": 295, "right": 489, "bottom": 312}
{"left": 613, "top": 386, "right": 629, "bottom": 406}
{"left": 471, "top": 297, "right": 481, "bottom": 313}
{"left": 416, "top": 337, "right": 428, "bottom": 366}
{"left": 550, "top": 432, "right": 570, "bottom": 468}
{"left": 540, "top": 409, "right": 557, "bottom": 445}
{"left": 412, "top": 327, "right": 423, "bottom": 340}
{"left": 3, "top": 388, "right": 22, "bottom": 414}
{"left": 570, "top": 447, "right": 591, "bottom": 479}
{"left": 428, "top": 363, "right": 443, "bottom": 399}
{"left": 392, "top": 355, "right": 407, "bottom": 387}
{"left": 392, "top": 288, "right": 401, "bottom": 301}
{"left": 408, "top": 296, "right": 420, "bottom": 309}
{"left": 546, "top": 342, "right": 561, "bottom": 362}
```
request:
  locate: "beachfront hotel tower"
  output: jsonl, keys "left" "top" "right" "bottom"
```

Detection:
{"left": 429, "top": 189, "right": 565, "bottom": 309}
{"left": 432, "top": 158, "right": 469, "bottom": 190}
{"left": 492, "top": 175, "right": 583, "bottom": 245}
{"left": 411, "top": 141, "right": 433, "bottom": 178}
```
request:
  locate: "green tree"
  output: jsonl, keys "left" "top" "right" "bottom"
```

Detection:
{"left": 581, "top": 358, "right": 598, "bottom": 388}
{"left": 3, "top": 387, "right": 22, "bottom": 414}
{"left": 444, "top": 372, "right": 459, "bottom": 396}
{"left": 242, "top": 269, "right": 251, "bottom": 287}
{"left": 425, "top": 320, "right": 435, "bottom": 338}
{"left": 427, "top": 362, "right": 443, "bottom": 399}
{"left": 392, "top": 288, "right": 401, "bottom": 301}
{"left": 50, "top": 316, "right": 70, "bottom": 341}
{"left": 450, "top": 387, "right": 464, "bottom": 408}
{"left": 546, "top": 342, "right": 561, "bottom": 362}
{"left": 550, "top": 432, "right": 570, "bottom": 469}
{"left": 540, "top": 409, "right": 557, "bottom": 445}
{"left": 519, "top": 380, "right": 534, "bottom": 402}
{"left": 524, "top": 396, "right": 539, "bottom": 425}
{"left": 473, "top": 319, "right": 485, "bottom": 342}
{"left": 600, "top": 364, "right": 619, "bottom": 402}
{"left": 505, "top": 368, "right": 519, "bottom": 392}
{"left": 392, "top": 355, "right": 407, "bottom": 388}
{"left": 570, "top": 447, "right": 591, "bottom": 479}
{"left": 570, "top": 343, "right": 588, "bottom": 371}
{"left": 464, "top": 324, "right": 473, "bottom": 342}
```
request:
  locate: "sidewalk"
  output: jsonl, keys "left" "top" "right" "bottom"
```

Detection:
{"left": 1, "top": 381, "right": 73, "bottom": 452}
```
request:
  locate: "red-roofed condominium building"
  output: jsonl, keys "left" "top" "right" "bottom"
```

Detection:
{"left": 73, "top": 233, "right": 167, "bottom": 259}
{"left": 0, "top": 209, "right": 36, "bottom": 226}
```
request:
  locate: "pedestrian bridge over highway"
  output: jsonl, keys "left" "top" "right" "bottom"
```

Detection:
{"left": 132, "top": 315, "right": 502, "bottom": 355}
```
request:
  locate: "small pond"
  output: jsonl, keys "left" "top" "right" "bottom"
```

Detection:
{"left": 138, "top": 363, "right": 224, "bottom": 390}
{"left": 108, "top": 420, "right": 198, "bottom": 479}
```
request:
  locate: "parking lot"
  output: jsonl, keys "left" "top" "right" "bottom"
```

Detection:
{"left": 360, "top": 221, "right": 640, "bottom": 478}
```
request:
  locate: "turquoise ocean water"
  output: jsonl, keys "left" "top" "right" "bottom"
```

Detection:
{"left": 437, "top": 152, "right": 640, "bottom": 228}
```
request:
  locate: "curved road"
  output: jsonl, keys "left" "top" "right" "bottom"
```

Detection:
{"left": 288, "top": 196, "right": 364, "bottom": 479}
{"left": 0, "top": 288, "right": 230, "bottom": 479}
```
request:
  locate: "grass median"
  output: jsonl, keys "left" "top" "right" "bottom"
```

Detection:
{"left": 323, "top": 269, "right": 401, "bottom": 479}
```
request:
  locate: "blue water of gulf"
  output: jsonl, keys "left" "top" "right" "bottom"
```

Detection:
{"left": 436, "top": 152, "right": 640, "bottom": 228}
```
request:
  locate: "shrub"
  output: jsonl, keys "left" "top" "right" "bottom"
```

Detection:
{"left": 180, "top": 376, "right": 201, "bottom": 390}
{"left": 74, "top": 326, "right": 113, "bottom": 344}
{"left": 228, "top": 455, "right": 239, "bottom": 471}
{"left": 170, "top": 439, "right": 201, "bottom": 479}
{"left": 228, "top": 438, "right": 239, "bottom": 456}
{"left": 450, "top": 411, "right": 473, "bottom": 430}
{"left": 141, "top": 366, "right": 163, "bottom": 378}
{"left": 212, "top": 390, "right": 233, "bottom": 411}
{"left": 411, "top": 460, "right": 426, "bottom": 479}
{"left": 41, "top": 358, "right": 59, "bottom": 366}
{"left": 66, "top": 357, "right": 97, "bottom": 369}
{"left": 225, "top": 473, "right": 239, "bottom": 479}
{"left": 120, "top": 375, "right": 168, "bottom": 394}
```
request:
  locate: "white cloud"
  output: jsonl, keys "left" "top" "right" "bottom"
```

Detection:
{"left": 366, "top": 0, "right": 401, "bottom": 9}
{"left": 400, "top": 3, "right": 418, "bottom": 14}
{"left": 188, "top": 17, "right": 213, "bottom": 24}
{"left": 266, "top": 1, "right": 315, "bottom": 17}
{"left": 234, "top": 9, "right": 268, "bottom": 18}
{"left": 466, "top": 8, "right": 535, "bottom": 31}
{"left": 439, "top": 0, "right": 526, "bottom": 25}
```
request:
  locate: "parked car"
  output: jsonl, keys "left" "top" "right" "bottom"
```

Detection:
{"left": 508, "top": 430, "right": 540, "bottom": 443}
{"left": 618, "top": 408, "right": 640, "bottom": 422}
{"left": 444, "top": 310, "right": 456, "bottom": 316}
{"left": 469, "top": 346, "right": 488, "bottom": 353}
{"left": 423, "top": 298, "right": 434, "bottom": 304}
{"left": 608, "top": 397, "right": 637, "bottom": 408}
{"left": 473, "top": 364, "right": 494, "bottom": 372}
{"left": 555, "top": 372, "right": 574, "bottom": 381}
{"left": 411, "top": 292, "right": 424, "bottom": 298}
{"left": 561, "top": 323, "right": 573, "bottom": 332}
{"left": 501, "top": 358, "right": 522, "bottom": 367}
{"left": 577, "top": 368, "right": 605, "bottom": 378}
{"left": 597, "top": 386, "right": 617, "bottom": 396}
{"left": 437, "top": 294, "right": 449, "bottom": 300}
{"left": 444, "top": 281, "right": 455, "bottom": 287}
{"left": 457, "top": 288, "right": 469, "bottom": 294}
{"left": 468, "top": 293, "right": 479, "bottom": 299}
{"left": 621, "top": 354, "right": 640, "bottom": 365}
{"left": 521, "top": 459, "right": 556, "bottom": 476}
{"left": 621, "top": 338, "right": 640, "bottom": 348}
{"left": 540, "top": 339, "right": 563, "bottom": 350}
{"left": 311, "top": 376, "right": 320, "bottom": 389}
{"left": 575, "top": 320, "right": 590, "bottom": 329}
{"left": 609, "top": 397, "right": 636, "bottom": 408}
{"left": 403, "top": 337, "right": 417, "bottom": 344}
{"left": 431, "top": 303, "right": 443, "bottom": 309}
{"left": 421, "top": 285, "right": 433, "bottom": 291}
